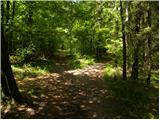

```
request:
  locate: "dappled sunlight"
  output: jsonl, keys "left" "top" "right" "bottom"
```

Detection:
{"left": 2, "top": 59, "right": 115, "bottom": 119}
{"left": 1, "top": 0, "right": 158, "bottom": 118}
{"left": 2, "top": 56, "right": 158, "bottom": 119}
{"left": 64, "top": 63, "right": 106, "bottom": 79}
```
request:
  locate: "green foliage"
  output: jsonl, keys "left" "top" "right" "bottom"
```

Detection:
{"left": 12, "top": 64, "right": 47, "bottom": 80}
{"left": 11, "top": 43, "right": 36, "bottom": 63}
{"left": 12, "top": 60, "right": 54, "bottom": 80}
{"left": 104, "top": 64, "right": 122, "bottom": 79}
{"left": 69, "top": 55, "right": 95, "bottom": 69}
{"left": 103, "top": 62, "right": 159, "bottom": 118}
{"left": 104, "top": 78, "right": 158, "bottom": 118}
{"left": 151, "top": 71, "right": 159, "bottom": 88}
{"left": 1, "top": 1, "right": 159, "bottom": 118}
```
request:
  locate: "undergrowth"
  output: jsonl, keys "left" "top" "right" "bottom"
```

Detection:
{"left": 103, "top": 64, "right": 159, "bottom": 119}
{"left": 11, "top": 59, "right": 54, "bottom": 80}
{"left": 68, "top": 55, "right": 95, "bottom": 69}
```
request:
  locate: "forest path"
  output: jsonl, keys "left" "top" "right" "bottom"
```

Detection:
{"left": 2, "top": 56, "right": 122, "bottom": 119}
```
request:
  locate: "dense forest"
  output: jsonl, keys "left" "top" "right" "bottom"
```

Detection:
{"left": 1, "top": 1, "right": 159, "bottom": 119}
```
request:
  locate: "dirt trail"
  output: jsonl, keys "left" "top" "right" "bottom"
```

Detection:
{"left": 1, "top": 57, "right": 121, "bottom": 119}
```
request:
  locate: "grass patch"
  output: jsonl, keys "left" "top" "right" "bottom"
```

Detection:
{"left": 68, "top": 55, "right": 95, "bottom": 69}
{"left": 12, "top": 60, "right": 54, "bottom": 80}
{"left": 12, "top": 64, "right": 47, "bottom": 80}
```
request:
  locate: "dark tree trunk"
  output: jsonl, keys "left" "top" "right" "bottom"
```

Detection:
{"left": 131, "top": 11, "right": 141, "bottom": 80}
{"left": 1, "top": 71, "right": 11, "bottom": 97}
{"left": 1, "top": 2, "right": 24, "bottom": 103}
{"left": 1, "top": 1, "right": 11, "bottom": 98}
{"left": 2, "top": 26, "right": 24, "bottom": 103}
{"left": 131, "top": 45, "right": 139, "bottom": 80}
{"left": 120, "top": 0, "right": 127, "bottom": 80}
{"left": 146, "top": 3, "right": 152, "bottom": 85}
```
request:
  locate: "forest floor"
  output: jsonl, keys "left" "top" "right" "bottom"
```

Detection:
{"left": 1, "top": 55, "right": 159, "bottom": 119}
{"left": 1, "top": 55, "right": 122, "bottom": 119}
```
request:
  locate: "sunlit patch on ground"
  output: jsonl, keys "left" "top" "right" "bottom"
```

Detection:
{"left": 64, "top": 63, "right": 106, "bottom": 78}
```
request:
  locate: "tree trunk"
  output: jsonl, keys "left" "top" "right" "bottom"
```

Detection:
{"left": 120, "top": 0, "right": 127, "bottom": 80}
{"left": 2, "top": 26, "right": 24, "bottom": 103}
{"left": 1, "top": 1, "right": 11, "bottom": 98}
{"left": 1, "top": 71, "right": 11, "bottom": 97}
{"left": 131, "top": 45, "right": 139, "bottom": 80}
{"left": 1, "top": 2, "right": 24, "bottom": 103}
{"left": 131, "top": 11, "right": 141, "bottom": 80}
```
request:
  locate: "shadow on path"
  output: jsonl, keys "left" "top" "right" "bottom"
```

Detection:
{"left": 1, "top": 57, "right": 123, "bottom": 119}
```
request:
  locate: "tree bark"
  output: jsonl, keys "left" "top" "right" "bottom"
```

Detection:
{"left": 1, "top": 1, "right": 11, "bottom": 98}
{"left": 1, "top": 71, "right": 11, "bottom": 97}
{"left": 1, "top": 2, "right": 24, "bottom": 103}
{"left": 2, "top": 26, "right": 24, "bottom": 103}
{"left": 131, "top": 10, "right": 141, "bottom": 80}
{"left": 131, "top": 45, "right": 139, "bottom": 80}
{"left": 120, "top": 0, "right": 127, "bottom": 80}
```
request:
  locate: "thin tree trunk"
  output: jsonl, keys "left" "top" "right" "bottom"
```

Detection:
{"left": 120, "top": 0, "right": 127, "bottom": 80}
{"left": 131, "top": 11, "right": 141, "bottom": 80}
{"left": 131, "top": 45, "right": 139, "bottom": 80}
